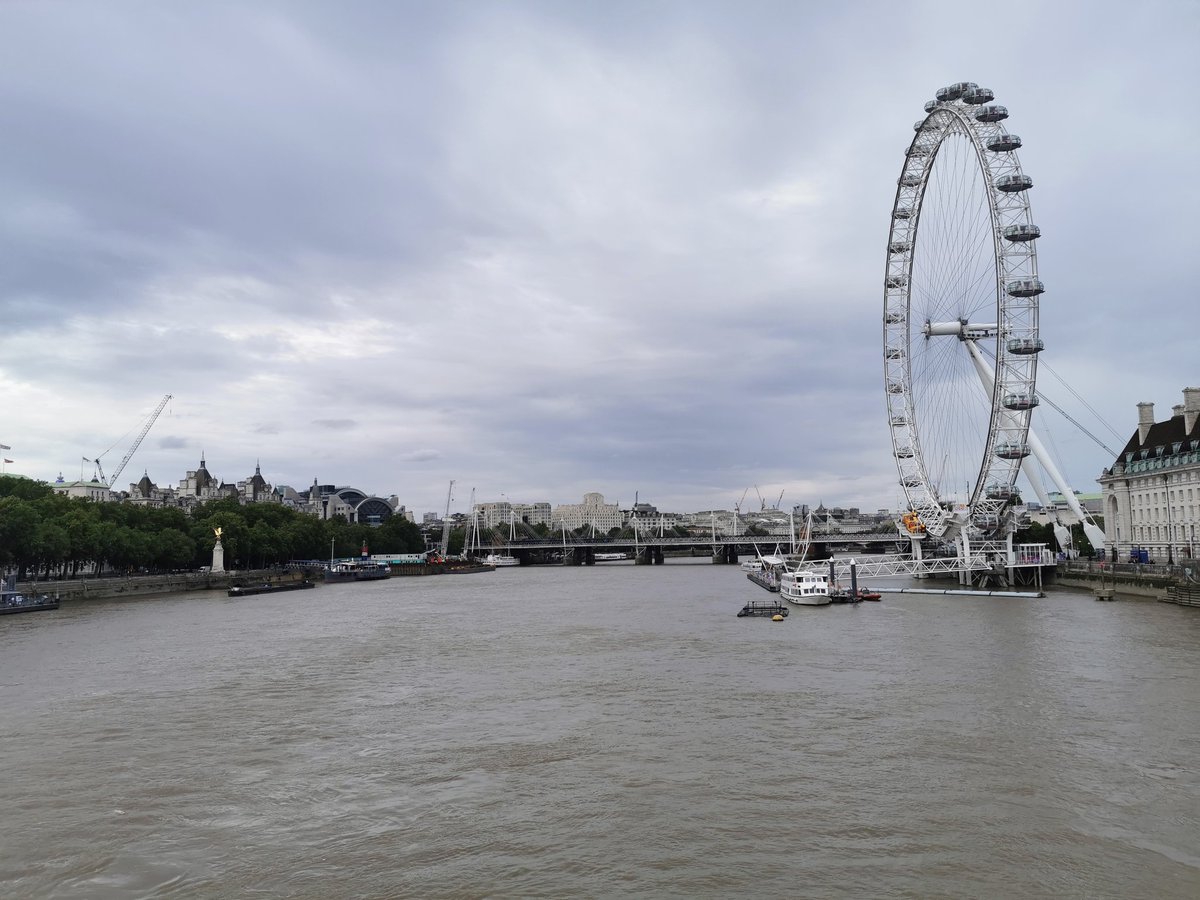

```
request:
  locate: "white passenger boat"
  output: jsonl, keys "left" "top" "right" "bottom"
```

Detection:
{"left": 484, "top": 553, "right": 520, "bottom": 567}
{"left": 780, "top": 568, "right": 831, "bottom": 606}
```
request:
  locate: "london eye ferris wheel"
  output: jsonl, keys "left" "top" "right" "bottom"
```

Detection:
{"left": 884, "top": 82, "right": 1043, "bottom": 542}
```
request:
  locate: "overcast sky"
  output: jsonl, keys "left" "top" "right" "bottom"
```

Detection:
{"left": 2, "top": 1, "right": 1196, "bottom": 517}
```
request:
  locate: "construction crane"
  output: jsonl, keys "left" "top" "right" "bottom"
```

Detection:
{"left": 439, "top": 480, "right": 455, "bottom": 557}
{"left": 774, "top": 489, "right": 785, "bottom": 510}
{"left": 89, "top": 394, "right": 172, "bottom": 487}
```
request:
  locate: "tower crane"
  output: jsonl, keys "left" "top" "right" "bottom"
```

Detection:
{"left": 89, "top": 394, "right": 172, "bottom": 487}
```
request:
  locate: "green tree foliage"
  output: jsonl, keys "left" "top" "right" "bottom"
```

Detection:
{"left": 0, "top": 475, "right": 423, "bottom": 578}
{"left": 1014, "top": 521, "right": 1056, "bottom": 548}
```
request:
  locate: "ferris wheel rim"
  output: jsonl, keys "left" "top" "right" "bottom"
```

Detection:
{"left": 883, "top": 83, "right": 1042, "bottom": 540}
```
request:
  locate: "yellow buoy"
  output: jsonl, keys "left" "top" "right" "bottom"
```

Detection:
{"left": 771, "top": 614, "right": 784, "bottom": 622}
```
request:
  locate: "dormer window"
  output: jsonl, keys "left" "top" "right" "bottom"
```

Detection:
{"left": 1155, "top": 446, "right": 1164, "bottom": 457}
{"left": 1172, "top": 442, "right": 1182, "bottom": 454}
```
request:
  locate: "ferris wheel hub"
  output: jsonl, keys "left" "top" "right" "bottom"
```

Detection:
{"left": 923, "top": 320, "right": 999, "bottom": 339}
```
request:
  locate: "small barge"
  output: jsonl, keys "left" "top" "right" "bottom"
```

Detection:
{"left": 737, "top": 600, "right": 789, "bottom": 618}
{"left": 229, "top": 580, "right": 316, "bottom": 597}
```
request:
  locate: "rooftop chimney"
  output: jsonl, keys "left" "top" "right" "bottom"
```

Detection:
{"left": 1137, "top": 401, "right": 1155, "bottom": 444}
{"left": 1184, "top": 386, "right": 1200, "bottom": 434}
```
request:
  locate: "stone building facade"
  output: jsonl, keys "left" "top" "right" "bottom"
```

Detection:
{"left": 1098, "top": 387, "right": 1200, "bottom": 563}
{"left": 551, "top": 492, "right": 623, "bottom": 532}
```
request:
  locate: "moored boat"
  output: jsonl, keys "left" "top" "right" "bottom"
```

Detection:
{"left": 229, "top": 580, "right": 317, "bottom": 597}
{"left": 1, "top": 575, "right": 59, "bottom": 615}
{"left": 780, "top": 568, "right": 831, "bottom": 606}
{"left": 747, "top": 553, "right": 787, "bottom": 593}
{"left": 483, "top": 553, "right": 520, "bottom": 567}
{"left": 829, "top": 587, "right": 863, "bottom": 604}
{"left": 326, "top": 560, "right": 392, "bottom": 582}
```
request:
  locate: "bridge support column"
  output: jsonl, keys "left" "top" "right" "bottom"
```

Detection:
{"left": 712, "top": 544, "right": 739, "bottom": 565}
{"left": 566, "top": 547, "right": 585, "bottom": 566}
{"left": 910, "top": 536, "right": 926, "bottom": 579}
{"left": 651, "top": 547, "right": 664, "bottom": 565}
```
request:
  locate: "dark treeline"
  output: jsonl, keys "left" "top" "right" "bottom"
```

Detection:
{"left": 0, "top": 475, "right": 425, "bottom": 580}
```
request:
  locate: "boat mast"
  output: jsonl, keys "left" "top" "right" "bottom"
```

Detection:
{"left": 439, "top": 480, "right": 455, "bottom": 557}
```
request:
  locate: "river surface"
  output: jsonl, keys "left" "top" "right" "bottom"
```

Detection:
{"left": 2, "top": 562, "right": 1198, "bottom": 898}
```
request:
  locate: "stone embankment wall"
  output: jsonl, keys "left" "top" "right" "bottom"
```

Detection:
{"left": 1055, "top": 561, "right": 1200, "bottom": 605}
{"left": 15, "top": 569, "right": 313, "bottom": 602}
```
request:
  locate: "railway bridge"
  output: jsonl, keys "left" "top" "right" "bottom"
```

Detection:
{"left": 479, "top": 532, "right": 906, "bottom": 566}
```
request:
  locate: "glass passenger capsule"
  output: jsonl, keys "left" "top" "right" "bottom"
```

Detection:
{"left": 973, "top": 513, "right": 1000, "bottom": 530}
{"left": 901, "top": 476, "right": 923, "bottom": 488}
{"left": 1003, "top": 393, "right": 1039, "bottom": 410}
{"left": 888, "top": 240, "right": 911, "bottom": 254}
{"left": 890, "top": 415, "right": 909, "bottom": 427}
{"left": 994, "top": 442, "right": 1031, "bottom": 460}
{"left": 924, "top": 100, "right": 937, "bottom": 113}
{"left": 885, "top": 275, "right": 908, "bottom": 289}
{"left": 1003, "top": 223, "right": 1040, "bottom": 242}
{"left": 895, "top": 446, "right": 915, "bottom": 459}
{"left": 906, "top": 144, "right": 932, "bottom": 157}
{"left": 987, "top": 133, "right": 1022, "bottom": 152}
{"left": 1006, "top": 278, "right": 1045, "bottom": 297}
{"left": 936, "top": 82, "right": 976, "bottom": 102}
{"left": 985, "top": 483, "right": 1018, "bottom": 501}
{"left": 898, "top": 173, "right": 922, "bottom": 187}
{"left": 893, "top": 207, "right": 915, "bottom": 220}
{"left": 975, "top": 104, "right": 1009, "bottom": 123}
{"left": 996, "top": 174, "right": 1033, "bottom": 193}
{"left": 885, "top": 310, "right": 906, "bottom": 324}
{"left": 1007, "top": 337, "right": 1044, "bottom": 354}
{"left": 962, "top": 86, "right": 994, "bottom": 105}
{"left": 885, "top": 346, "right": 904, "bottom": 359}
{"left": 887, "top": 382, "right": 904, "bottom": 394}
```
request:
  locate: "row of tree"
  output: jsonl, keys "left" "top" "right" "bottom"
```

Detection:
{"left": 0, "top": 476, "right": 426, "bottom": 580}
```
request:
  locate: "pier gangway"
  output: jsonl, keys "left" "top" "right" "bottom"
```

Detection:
{"left": 787, "top": 542, "right": 1054, "bottom": 581}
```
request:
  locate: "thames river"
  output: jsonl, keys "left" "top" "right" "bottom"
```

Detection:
{"left": 2, "top": 562, "right": 1198, "bottom": 898}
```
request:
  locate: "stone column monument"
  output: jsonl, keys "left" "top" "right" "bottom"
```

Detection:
{"left": 212, "top": 526, "right": 226, "bottom": 574}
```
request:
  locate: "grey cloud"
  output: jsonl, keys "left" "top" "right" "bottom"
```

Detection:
{"left": 1, "top": 1, "right": 1196, "bottom": 514}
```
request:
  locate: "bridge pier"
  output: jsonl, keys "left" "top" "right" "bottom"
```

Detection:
{"left": 712, "top": 544, "right": 739, "bottom": 565}
{"left": 565, "top": 547, "right": 597, "bottom": 566}
{"left": 633, "top": 547, "right": 672, "bottom": 566}
{"left": 632, "top": 547, "right": 666, "bottom": 565}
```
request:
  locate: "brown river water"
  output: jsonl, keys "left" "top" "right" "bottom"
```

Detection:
{"left": 1, "top": 561, "right": 1198, "bottom": 898}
